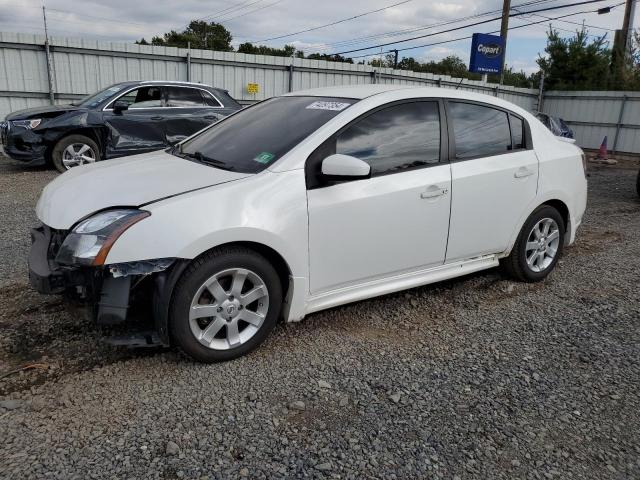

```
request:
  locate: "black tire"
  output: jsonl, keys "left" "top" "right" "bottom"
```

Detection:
{"left": 51, "top": 134, "right": 101, "bottom": 173}
{"left": 169, "top": 247, "right": 282, "bottom": 363}
{"left": 502, "top": 205, "right": 565, "bottom": 282}
{"left": 636, "top": 169, "right": 640, "bottom": 198}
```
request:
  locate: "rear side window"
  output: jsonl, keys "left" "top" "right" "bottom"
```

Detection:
{"left": 510, "top": 114, "right": 524, "bottom": 149}
{"left": 449, "top": 102, "right": 511, "bottom": 159}
{"left": 336, "top": 101, "right": 441, "bottom": 175}
{"left": 201, "top": 91, "right": 223, "bottom": 107}
{"left": 166, "top": 87, "right": 206, "bottom": 107}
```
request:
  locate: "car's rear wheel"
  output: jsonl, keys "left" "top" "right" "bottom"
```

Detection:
{"left": 502, "top": 205, "right": 565, "bottom": 282}
{"left": 169, "top": 247, "right": 282, "bottom": 362}
{"left": 52, "top": 134, "right": 100, "bottom": 173}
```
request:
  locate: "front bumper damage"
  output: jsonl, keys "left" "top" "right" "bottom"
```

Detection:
{"left": 28, "top": 224, "right": 187, "bottom": 346}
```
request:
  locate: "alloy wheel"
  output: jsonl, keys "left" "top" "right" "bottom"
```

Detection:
{"left": 188, "top": 268, "right": 269, "bottom": 350}
{"left": 62, "top": 143, "right": 96, "bottom": 169}
{"left": 525, "top": 218, "right": 560, "bottom": 273}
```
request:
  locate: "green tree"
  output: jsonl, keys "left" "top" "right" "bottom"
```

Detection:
{"left": 306, "top": 53, "right": 353, "bottom": 63}
{"left": 537, "top": 28, "right": 611, "bottom": 90}
{"left": 139, "top": 20, "right": 233, "bottom": 51}
{"left": 237, "top": 42, "right": 296, "bottom": 57}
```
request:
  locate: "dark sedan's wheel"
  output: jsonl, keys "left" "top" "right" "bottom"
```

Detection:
{"left": 52, "top": 134, "right": 100, "bottom": 173}
{"left": 502, "top": 205, "right": 565, "bottom": 282}
{"left": 170, "top": 247, "right": 282, "bottom": 363}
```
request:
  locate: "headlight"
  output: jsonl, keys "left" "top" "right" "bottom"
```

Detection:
{"left": 11, "top": 119, "right": 42, "bottom": 129}
{"left": 56, "top": 209, "right": 150, "bottom": 266}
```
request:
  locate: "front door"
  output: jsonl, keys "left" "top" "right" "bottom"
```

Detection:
{"left": 102, "top": 85, "right": 167, "bottom": 157}
{"left": 307, "top": 100, "right": 452, "bottom": 294}
{"left": 445, "top": 101, "right": 539, "bottom": 262}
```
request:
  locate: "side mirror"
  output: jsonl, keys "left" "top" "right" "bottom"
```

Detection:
{"left": 321, "top": 154, "right": 371, "bottom": 181}
{"left": 113, "top": 100, "right": 129, "bottom": 114}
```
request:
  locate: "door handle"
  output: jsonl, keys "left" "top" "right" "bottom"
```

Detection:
{"left": 420, "top": 186, "right": 449, "bottom": 199}
{"left": 150, "top": 116, "right": 164, "bottom": 121}
{"left": 204, "top": 115, "right": 218, "bottom": 120}
{"left": 514, "top": 167, "right": 534, "bottom": 178}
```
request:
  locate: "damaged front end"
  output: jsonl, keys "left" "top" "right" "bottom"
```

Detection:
{"left": 28, "top": 211, "right": 187, "bottom": 347}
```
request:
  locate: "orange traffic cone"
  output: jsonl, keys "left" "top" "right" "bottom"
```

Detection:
{"left": 597, "top": 136, "right": 608, "bottom": 160}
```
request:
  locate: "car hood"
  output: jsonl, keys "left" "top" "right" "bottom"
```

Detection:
{"left": 5, "top": 104, "right": 85, "bottom": 121}
{"left": 36, "top": 150, "right": 252, "bottom": 229}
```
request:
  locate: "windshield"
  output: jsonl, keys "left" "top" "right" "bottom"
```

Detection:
{"left": 77, "top": 85, "right": 127, "bottom": 108}
{"left": 174, "top": 96, "right": 357, "bottom": 173}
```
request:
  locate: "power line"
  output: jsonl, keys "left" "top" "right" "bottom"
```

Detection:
{"left": 250, "top": 0, "right": 414, "bottom": 43}
{"left": 512, "top": 8, "right": 615, "bottom": 30}
{"left": 221, "top": 0, "right": 287, "bottom": 21}
{"left": 346, "top": 2, "right": 622, "bottom": 59}
{"left": 333, "top": 0, "right": 615, "bottom": 55}
{"left": 306, "top": 0, "right": 561, "bottom": 53}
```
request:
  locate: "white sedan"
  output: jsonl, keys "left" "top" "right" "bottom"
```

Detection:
{"left": 29, "top": 85, "right": 588, "bottom": 362}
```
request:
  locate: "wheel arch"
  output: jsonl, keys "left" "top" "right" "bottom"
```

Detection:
{"left": 541, "top": 199, "right": 570, "bottom": 238}
{"left": 46, "top": 127, "right": 107, "bottom": 161}
{"left": 153, "top": 240, "right": 294, "bottom": 345}
{"left": 504, "top": 197, "right": 573, "bottom": 258}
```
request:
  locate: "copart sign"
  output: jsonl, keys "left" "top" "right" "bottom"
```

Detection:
{"left": 469, "top": 33, "right": 505, "bottom": 74}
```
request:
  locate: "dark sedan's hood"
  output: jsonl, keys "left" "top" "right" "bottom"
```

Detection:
{"left": 5, "top": 104, "right": 85, "bottom": 121}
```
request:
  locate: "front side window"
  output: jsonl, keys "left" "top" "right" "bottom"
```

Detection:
{"left": 175, "top": 96, "right": 357, "bottom": 173}
{"left": 449, "top": 102, "right": 511, "bottom": 159}
{"left": 336, "top": 101, "right": 441, "bottom": 175}
{"left": 115, "top": 86, "right": 163, "bottom": 109}
{"left": 166, "top": 87, "right": 206, "bottom": 107}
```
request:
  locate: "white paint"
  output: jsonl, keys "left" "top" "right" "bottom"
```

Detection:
{"left": 36, "top": 85, "right": 588, "bottom": 323}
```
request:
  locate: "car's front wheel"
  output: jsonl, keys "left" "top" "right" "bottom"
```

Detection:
{"left": 502, "top": 205, "right": 565, "bottom": 282}
{"left": 170, "top": 247, "right": 283, "bottom": 362}
{"left": 51, "top": 134, "right": 101, "bottom": 173}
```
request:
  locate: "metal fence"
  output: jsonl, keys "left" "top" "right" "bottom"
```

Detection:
{"left": 1, "top": 31, "right": 639, "bottom": 154}
{"left": 541, "top": 91, "right": 640, "bottom": 154}
{"left": 0, "top": 32, "right": 539, "bottom": 113}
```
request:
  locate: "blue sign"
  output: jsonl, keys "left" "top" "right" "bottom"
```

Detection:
{"left": 469, "top": 33, "right": 505, "bottom": 74}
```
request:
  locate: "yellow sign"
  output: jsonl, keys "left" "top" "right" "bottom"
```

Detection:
{"left": 247, "top": 83, "right": 259, "bottom": 94}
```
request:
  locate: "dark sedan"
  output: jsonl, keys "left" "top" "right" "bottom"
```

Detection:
{"left": 0, "top": 81, "right": 242, "bottom": 172}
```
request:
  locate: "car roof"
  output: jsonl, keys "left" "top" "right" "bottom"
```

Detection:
{"left": 284, "top": 84, "right": 532, "bottom": 117}
{"left": 115, "top": 80, "right": 226, "bottom": 92}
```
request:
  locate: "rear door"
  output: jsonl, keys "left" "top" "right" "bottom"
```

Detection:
{"left": 163, "top": 86, "right": 224, "bottom": 144}
{"left": 445, "top": 100, "right": 538, "bottom": 262}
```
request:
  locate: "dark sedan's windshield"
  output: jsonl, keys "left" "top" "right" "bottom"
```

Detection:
{"left": 77, "top": 85, "right": 126, "bottom": 108}
{"left": 174, "top": 96, "right": 357, "bottom": 173}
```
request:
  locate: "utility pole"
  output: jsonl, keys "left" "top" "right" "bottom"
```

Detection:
{"left": 626, "top": 0, "right": 636, "bottom": 52}
{"left": 42, "top": 6, "right": 55, "bottom": 105}
{"left": 499, "top": 0, "right": 511, "bottom": 85}
{"left": 392, "top": 49, "right": 398, "bottom": 69}
{"left": 611, "top": 0, "right": 635, "bottom": 85}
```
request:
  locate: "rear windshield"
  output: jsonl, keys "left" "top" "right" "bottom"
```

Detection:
{"left": 174, "top": 96, "right": 357, "bottom": 173}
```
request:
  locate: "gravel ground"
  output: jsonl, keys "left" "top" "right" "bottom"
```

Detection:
{"left": 0, "top": 157, "right": 639, "bottom": 480}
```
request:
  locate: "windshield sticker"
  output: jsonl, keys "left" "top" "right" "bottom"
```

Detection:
{"left": 254, "top": 152, "right": 276, "bottom": 164}
{"left": 306, "top": 101, "right": 351, "bottom": 111}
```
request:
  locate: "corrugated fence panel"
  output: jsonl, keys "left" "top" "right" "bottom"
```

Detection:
{"left": 1, "top": 32, "right": 638, "bottom": 153}
{"left": 543, "top": 91, "right": 640, "bottom": 153}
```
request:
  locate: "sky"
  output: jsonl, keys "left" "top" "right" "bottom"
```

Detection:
{"left": 0, "top": 0, "right": 634, "bottom": 75}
